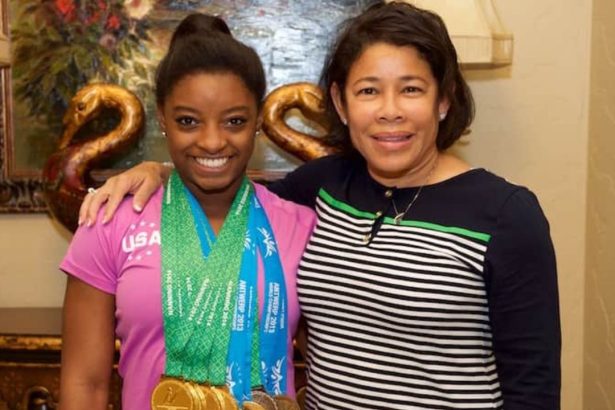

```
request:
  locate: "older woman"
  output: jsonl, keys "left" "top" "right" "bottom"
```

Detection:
{"left": 80, "top": 2, "right": 560, "bottom": 409}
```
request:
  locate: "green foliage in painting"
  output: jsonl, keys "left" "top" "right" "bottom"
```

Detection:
{"left": 11, "top": 0, "right": 155, "bottom": 134}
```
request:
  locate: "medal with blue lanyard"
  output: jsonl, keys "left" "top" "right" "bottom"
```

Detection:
{"left": 185, "top": 179, "right": 288, "bottom": 405}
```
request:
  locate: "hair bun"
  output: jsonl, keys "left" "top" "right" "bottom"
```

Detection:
{"left": 170, "top": 13, "right": 232, "bottom": 47}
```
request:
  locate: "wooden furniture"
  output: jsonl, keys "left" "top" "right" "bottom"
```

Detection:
{"left": 0, "top": 308, "right": 121, "bottom": 410}
{"left": 0, "top": 308, "right": 306, "bottom": 409}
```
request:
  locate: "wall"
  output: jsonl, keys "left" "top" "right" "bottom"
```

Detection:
{"left": 0, "top": 214, "right": 69, "bottom": 306}
{"left": 0, "top": 1, "right": 594, "bottom": 408}
{"left": 459, "top": 1, "right": 591, "bottom": 407}
{"left": 584, "top": 0, "right": 615, "bottom": 407}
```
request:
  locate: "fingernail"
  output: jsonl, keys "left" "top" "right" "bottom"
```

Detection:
{"left": 134, "top": 204, "right": 143, "bottom": 212}
{"left": 86, "top": 219, "right": 93, "bottom": 227}
{"left": 78, "top": 218, "right": 83, "bottom": 226}
{"left": 102, "top": 215, "right": 110, "bottom": 224}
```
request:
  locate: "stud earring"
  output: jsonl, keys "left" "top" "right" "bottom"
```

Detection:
{"left": 439, "top": 112, "right": 447, "bottom": 121}
{"left": 341, "top": 118, "right": 348, "bottom": 126}
{"left": 161, "top": 130, "right": 167, "bottom": 137}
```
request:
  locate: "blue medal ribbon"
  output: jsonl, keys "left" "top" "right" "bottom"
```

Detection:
{"left": 186, "top": 187, "right": 288, "bottom": 405}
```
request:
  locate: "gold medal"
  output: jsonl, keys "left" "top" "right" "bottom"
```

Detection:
{"left": 250, "top": 390, "right": 278, "bottom": 410}
{"left": 213, "top": 386, "right": 239, "bottom": 410}
{"left": 199, "top": 384, "right": 223, "bottom": 410}
{"left": 187, "top": 382, "right": 204, "bottom": 410}
{"left": 273, "top": 396, "right": 300, "bottom": 410}
{"left": 242, "top": 402, "right": 266, "bottom": 410}
{"left": 151, "top": 377, "right": 198, "bottom": 410}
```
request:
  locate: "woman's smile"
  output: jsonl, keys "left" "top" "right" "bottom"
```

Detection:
{"left": 193, "top": 155, "right": 232, "bottom": 170}
{"left": 371, "top": 131, "right": 415, "bottom": 150}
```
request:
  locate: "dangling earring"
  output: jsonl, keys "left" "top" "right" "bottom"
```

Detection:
{"left": 439, "top": 112, "right": 447, "bottom": 122}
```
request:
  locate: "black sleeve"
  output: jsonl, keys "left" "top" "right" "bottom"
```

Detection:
{"left": 484, "top": 189, "right": 561, "bottom": 410}
{"left": 268, "top": 155, "right": 340, "bottom": 209}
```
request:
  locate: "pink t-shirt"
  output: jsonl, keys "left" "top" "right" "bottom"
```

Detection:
{"left": 60, "top": 184, "right": 315, "bottom": 410}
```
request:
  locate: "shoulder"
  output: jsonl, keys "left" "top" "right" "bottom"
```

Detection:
{"left": 494, "top": 184, "right": 551, "bottom": 238}
{"left": 99, "top": 187, "right": 164, "bottom": 230}
{"left": 277, "top": 153, "right": 355, "bottom": 186}
{"left": 446, "top": 168, "right": 533, "bottom": 210}
{"left": 473, "top": 170, "right": 547, "bottom": 222}
{"left": 297, "top": 153, "right": 355, "bottom": 172}
{"left": 254, "top": 183, "right": 316, "bottom": 229}
{"left": 420, "top": 168, "right": 549, "bottom": 239}
{"left": 62, "top": 188, "right": 163, "bottom": 293}
{"left": 268, "top": 153, "right": 363, "bottom": 207}
{"left": 78, "top": 187, "right": 164, "bottom": 247}
{"left": 254, "top": 184, "right": 316, "bottom": 263}
{"left": 461, "top": 168, "right": 522, "bottom": 193}
{"left": 476, "top": 173, "right": 553, "bottom": 260}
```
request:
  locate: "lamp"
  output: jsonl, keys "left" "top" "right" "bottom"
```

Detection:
{"left": 391, "top": 0, "right": 513, "bottom": 67}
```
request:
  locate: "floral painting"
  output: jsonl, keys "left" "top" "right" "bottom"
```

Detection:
{"left": 10, "top": 0, "right": 155, "bottom": 175}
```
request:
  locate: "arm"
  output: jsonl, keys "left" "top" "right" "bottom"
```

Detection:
{"left": 80, "top": 161, "right": 171, "bottom": 226}
{"left": 268, "top": 154, "right": 342, "bottom": 208}
{"left": 60, "top": 276, "right": 115, "bottom": 410}
{"left": 485, "top": 189, "right": 560, "bottom": 409}
{"left": 80, "top": 152, "right": 334, "bottom": 225}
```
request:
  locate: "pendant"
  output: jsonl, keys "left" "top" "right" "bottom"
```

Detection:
{"left": 394, "top": 213, "right": 404, "bottom": 225}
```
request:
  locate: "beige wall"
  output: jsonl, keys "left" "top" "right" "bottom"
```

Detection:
{"left": 456, "top": 1, "right": 590, "bottom": 408}
{"left": 0, "top": 0, "right": 597, "bottom": 408}
{"left": 0, "top": 214, "right": 70, "bottom": 306}
{"left": 584, "top": 0, "right": 615, "bottom": 407}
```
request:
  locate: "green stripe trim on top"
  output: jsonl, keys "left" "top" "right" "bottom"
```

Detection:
{"left": 382, "top": 217, "right": 491, "bottom": 242}
{"left": 318, "top": 188, "right": 378, "bottom": 219}
{"left": 317, "top": 188, "right": 491, "bottom": 243}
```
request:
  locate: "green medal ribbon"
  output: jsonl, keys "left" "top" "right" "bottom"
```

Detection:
{"left": 161, "top": 171, "right": 252, "bottom": 383}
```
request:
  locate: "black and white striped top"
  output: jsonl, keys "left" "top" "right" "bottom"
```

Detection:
{"left": 270, "top": 154, "right": 560, "bottom": 410}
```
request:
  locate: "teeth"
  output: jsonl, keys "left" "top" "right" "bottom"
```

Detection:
{"left": 376, "top": 136, "right": 409, "bottom": 141}
{"left": 195, "top": 157, "right": 229, "bottom": 168}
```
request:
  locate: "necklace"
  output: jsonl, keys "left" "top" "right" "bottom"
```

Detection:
{"left": 391, "top": 158, "right": 438, "bottom": 225}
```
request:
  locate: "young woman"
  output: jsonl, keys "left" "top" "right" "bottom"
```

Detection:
{"left": 59, "top": 13, "right": 314, "bottom": 410}
{"left": 80, "top": 2, "right": 561, "bottom": 409}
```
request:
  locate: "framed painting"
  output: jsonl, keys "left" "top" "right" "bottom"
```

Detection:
{"left": 0, "top": 0, "right": 373, "bottom": 213}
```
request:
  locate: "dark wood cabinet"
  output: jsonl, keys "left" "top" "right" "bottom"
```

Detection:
{"left": 0, "top": 308, "right": 121, "bottom": 410}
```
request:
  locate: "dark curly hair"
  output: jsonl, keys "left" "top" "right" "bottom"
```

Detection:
{"left": 320, "top": 1, "right": 474, "bottom": 152}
